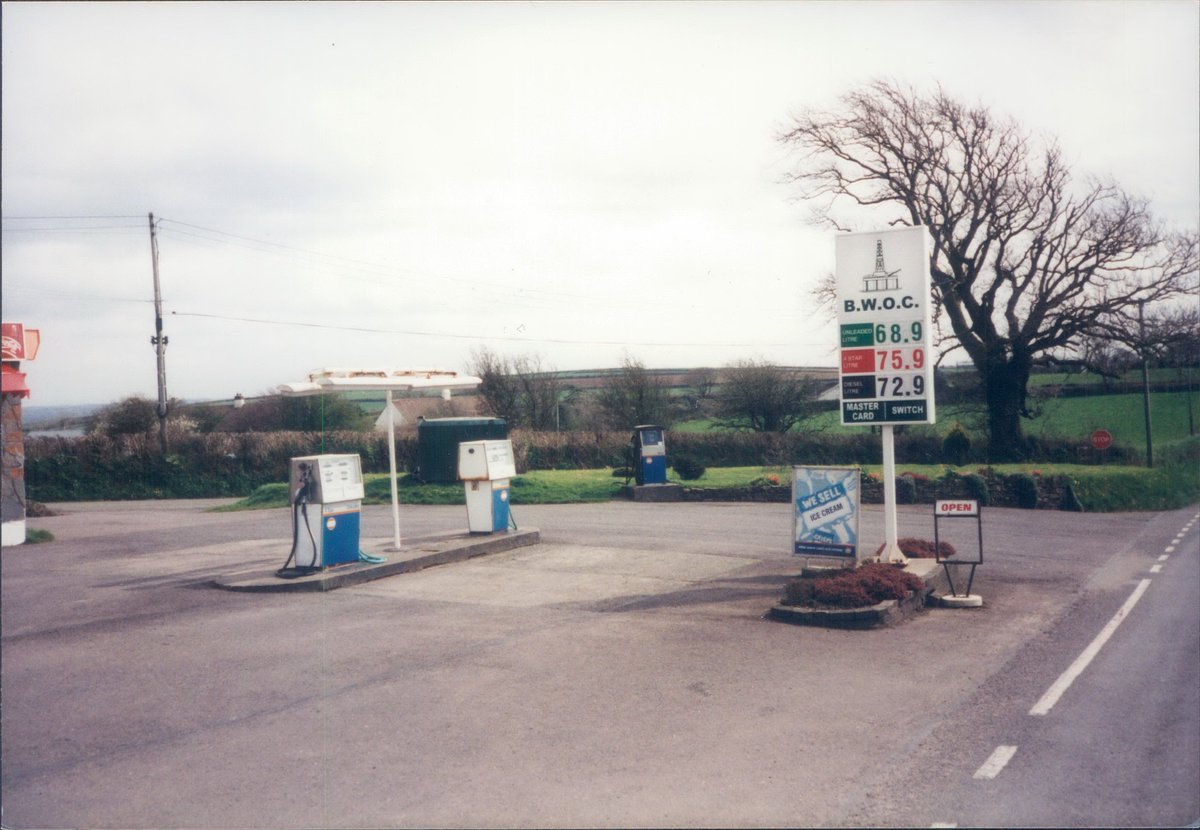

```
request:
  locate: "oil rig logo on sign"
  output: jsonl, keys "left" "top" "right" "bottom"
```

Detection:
{"left": 862, "top": 239, "right": 900, "bottom": 293}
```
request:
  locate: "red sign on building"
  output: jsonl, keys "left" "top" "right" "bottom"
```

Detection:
{"left": 1, "top": 323, "right": 25, "bottom": 361}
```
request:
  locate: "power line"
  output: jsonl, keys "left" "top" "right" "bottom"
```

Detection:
{"left": 4, "top": 287, "right": 153, "bottom": 304}
{"left": 1, "top": 225, "right": 145, "bottom": 233}
{"left": 153, "top": 216, "right": 779, "bottom": 316}
{"left": 170, "top": 309, "right": 789, "bottom": 348}
{"left": 4, "top": 212, "right": 804, "bottom": 323}
{"left": 1, "top": 214, "right": 146, "bottom": 220}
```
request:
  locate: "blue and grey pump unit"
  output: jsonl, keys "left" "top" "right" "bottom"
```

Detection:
{"left": 278, "top": 454, "right": 365, "bottom": 577}
{"left": 632, "top": 425, "right": 668, "bottom": 485}
{"left": 457, "top": 439, "right": 517, "bottom": 533}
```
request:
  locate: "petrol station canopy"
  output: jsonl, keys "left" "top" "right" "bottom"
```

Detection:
{"left": 278, "top": 368, "right": 482, "bottom": 396}
{"left": 275, "top": 366, "right": 483, "bottom": 551}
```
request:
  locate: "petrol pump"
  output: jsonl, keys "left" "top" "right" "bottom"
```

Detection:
{"left": 631, "top": 425, "right": 668, "bottom": 485}
{"left": 278, "top": 454, "right": 365, "bottom": 575}
{"left": 457, "top": 439, "right": 516, "bottom": 534}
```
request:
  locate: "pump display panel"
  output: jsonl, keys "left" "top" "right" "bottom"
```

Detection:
{"left": 289, "top": 454, "right": 364, "bottom": 504}
{"left": 638, "top": 428, "right": 664, "bottom": 450}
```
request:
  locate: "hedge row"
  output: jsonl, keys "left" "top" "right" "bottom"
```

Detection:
{"left": 25, "top": 431, "right": 406, "bottom": 501}
{"left": 24, "top": 427, "right": 1131, "bottom": 502}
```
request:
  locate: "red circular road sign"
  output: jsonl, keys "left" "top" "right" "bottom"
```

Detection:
{"left": 1091, "top": 429, "right": 1114, "bottom": 450}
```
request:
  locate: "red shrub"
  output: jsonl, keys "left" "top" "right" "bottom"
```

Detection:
{"left": 810, "top": 563, "right": 924, "bottom": 608}
{"left": 811, "top": 578, "right": 874, "bottom": 608}
{"left": 873, "top": 537, "right": 956, "bottom": 559}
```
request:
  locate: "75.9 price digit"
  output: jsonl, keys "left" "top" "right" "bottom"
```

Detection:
{"left": 875, "top": 348, "right": 925, "bottom": 371}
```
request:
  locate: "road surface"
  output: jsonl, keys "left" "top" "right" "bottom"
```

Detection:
{"left": 2, "top": 499, "right": 1196, "bottom": 828}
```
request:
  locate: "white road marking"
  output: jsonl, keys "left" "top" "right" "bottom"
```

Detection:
{"left": 1030, "top": 579, "right": 1152, "bottom": 716}
{"left": 1159, "top": 554, "right": 1171, "bottom": 561}
{"left": 1166, "top": 546, "right": 1176, "bottom": 553}
{"left": 1150, "top": 564, "right": 1163, "bottom": 573}
{"left": 973, "top": 745, "right": 1018, "bottom": 779}
{"left": 930, "top": 823, "right": 958, "bottom": 828}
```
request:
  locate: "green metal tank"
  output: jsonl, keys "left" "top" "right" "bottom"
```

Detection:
{"left": 416, "top": 417, "right": 508, "bottom": 483}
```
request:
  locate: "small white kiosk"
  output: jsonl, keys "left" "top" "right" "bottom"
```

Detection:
{"left": 457, "top": 439, "right": 516, "bottom": 534}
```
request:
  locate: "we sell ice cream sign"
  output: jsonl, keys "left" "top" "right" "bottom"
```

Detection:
{"left": 792, "top": 466, "right": 861, "bottom": 560}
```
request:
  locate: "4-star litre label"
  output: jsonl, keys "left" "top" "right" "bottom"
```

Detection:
{"left": 835, "top": 227, "right": 936, "bottom": 426}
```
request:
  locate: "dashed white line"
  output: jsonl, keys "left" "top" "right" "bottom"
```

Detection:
{"left": 1150, "top": 564, "right": 1164, "bottom": 574}
{"left": 1030, "top": 579, "right": 1153, "bottom": 716}
{"left": 1159, "top": 554, "right": 1171, "bottom": 562}
{"left": 973, "top": 745, "right": 1018, "bottom": 779}
{"left": 1166, "top": 546, "right": 1177, "bottom": 553}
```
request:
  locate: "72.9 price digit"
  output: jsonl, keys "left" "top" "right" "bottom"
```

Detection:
{"left": 875, "top": 374, "right": 926, "bottom": 397}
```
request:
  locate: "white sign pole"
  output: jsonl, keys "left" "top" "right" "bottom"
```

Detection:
{"left": 386, "top": 389, "right": 402, "bottom": 550}
{"left": 880, "top": 425, "right": 903, "bottom": 563}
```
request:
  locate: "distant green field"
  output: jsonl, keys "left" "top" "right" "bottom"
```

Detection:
{"left": 676, "top": 389, "right": 1198, "bottom": 450}
{"left": 1025, "top": 367, "right": 1191, "bottom": 388}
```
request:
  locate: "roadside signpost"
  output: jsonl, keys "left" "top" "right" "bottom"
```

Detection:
{"left": 835, "top": 226, "right": 936, "bottom": 562}
{"left": 1090, "top": 428, "right": 1113, "bottom": 463}
{"left": 934, "top": 499, "right": 984, "bottom": 607}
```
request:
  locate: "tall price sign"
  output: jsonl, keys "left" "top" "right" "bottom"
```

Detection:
{"left": 836, "top": 227, "right": 936, "bottom": 426}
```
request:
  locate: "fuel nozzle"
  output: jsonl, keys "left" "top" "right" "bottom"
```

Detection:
{"left": 293, "top": 462, "right": 313, "bottom": 505}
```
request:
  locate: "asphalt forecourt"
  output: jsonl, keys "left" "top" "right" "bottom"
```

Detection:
{"left": 3, "top": 499, "right": 1195, "bottom": 828}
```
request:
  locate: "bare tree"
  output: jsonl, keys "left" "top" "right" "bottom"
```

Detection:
{"left": 715, "top": 360, "right": 825, "bottom": 433}
{"left": 677, "top": 367, "right": 719, "bottom": 419}
{"left": 781, "top": 80, "right": 1197, "bottom": 459}
{"left": 594, "top": 355, "right": 673, "bottom": 430}
{"left": 468, "top": 347, "right": 562, "bottom": 430}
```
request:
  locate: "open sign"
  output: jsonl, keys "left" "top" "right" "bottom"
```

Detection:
{"left": 936, "top": 499, "right": 979, "bottom": 517}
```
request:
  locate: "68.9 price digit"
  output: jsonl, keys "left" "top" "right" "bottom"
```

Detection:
{"left": 874, "top": 321, "right": 923, "bottom": 345}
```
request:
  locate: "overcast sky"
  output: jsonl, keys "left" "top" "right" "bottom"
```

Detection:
{"left": 3, "top": 1, "right": 1197, "bottom": 407}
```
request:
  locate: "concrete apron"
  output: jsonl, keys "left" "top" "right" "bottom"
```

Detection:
{"left": 212, "top": 528, "right": 540, "bottom": 593}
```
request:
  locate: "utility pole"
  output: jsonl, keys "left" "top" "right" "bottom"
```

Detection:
{"left": 149, "top": 212, "right": 169, "bottom": 455}
{"left": 1139, "top": 300, "right": 1153, "bottom": 468}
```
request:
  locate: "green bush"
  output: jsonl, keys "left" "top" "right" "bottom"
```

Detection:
{"left": 963, "top": 473, "right": 991, "bottom": 505}
{"left": 1012, "top": 473, "right": 1039, "bottom": 509}
{"left": 895, "top": 475, "right": 917, "bottom": 504}
{"left": 671, "top": 455, "right": 706, "bottom": 481}
{"left": 942, "top": 423, "right": 971, "bottom": 465}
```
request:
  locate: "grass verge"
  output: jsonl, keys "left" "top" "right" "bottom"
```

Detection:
{"left": 220, "top": 455, "right": 1199, "bottom": 513}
